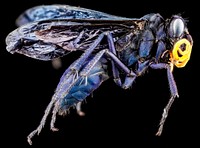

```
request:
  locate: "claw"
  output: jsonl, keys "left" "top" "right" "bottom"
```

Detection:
{"left": 77, "top": 111, "right": 85, "bottom": 116}
{"left": 51, "top": 127, "right": 59, "bottom": 132}
{"left": 27, "top": 137, "right": 33, "bottom": 145}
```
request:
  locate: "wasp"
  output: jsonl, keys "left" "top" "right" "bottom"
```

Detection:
{"left": 5, "top": 4, "right": 193, "bottom": 145}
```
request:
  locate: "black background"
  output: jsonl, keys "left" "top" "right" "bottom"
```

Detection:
{"left": 1, "top": 0, "right": 199, "bottom": 147}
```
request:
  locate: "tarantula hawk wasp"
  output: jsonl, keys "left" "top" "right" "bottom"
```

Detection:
{"left": 5, "top": 4, "right": 193, "bottom": 145}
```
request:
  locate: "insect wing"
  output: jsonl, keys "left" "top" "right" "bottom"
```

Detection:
{"left": 6, "top": 18, "right": 145, "bottom": 60}
{"left": 16, "top": 4, "right": 133, "bottom": 27}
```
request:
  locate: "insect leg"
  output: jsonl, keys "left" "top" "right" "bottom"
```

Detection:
{"left": 106, "top": 32, "right": 137, "bottom": 89}
{"left": 136, "top": 60, "right": 150, "bottom": 75}
{"left": 27, "top": 93, "right": 58, "bottom": 145}
{"left": 105, "top": 50, "right": 136, "bottom": 89}
{"left": 150, "top": 63, "right": 179, "bottom": 136}
{"left": 106, "top": 32, "right": 122, "bottom": 86}
{"left": 27, "top": 33, "right": 106, "bottom": 145}
{"left": 70, "top": 33, "right": 104, "bottom": 71}
{"left": 27, "top": 65, "right": 77, "bottom": 144}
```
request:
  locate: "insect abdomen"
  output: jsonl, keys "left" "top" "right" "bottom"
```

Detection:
{"left": 59, "top": 60, "right": 109, "bottom": 114}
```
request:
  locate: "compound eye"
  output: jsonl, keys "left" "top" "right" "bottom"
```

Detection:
{"left": 171, "top": 18, "right": 185, "bottom": 38}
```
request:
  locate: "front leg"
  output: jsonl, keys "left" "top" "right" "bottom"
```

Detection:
{"left": 150, "top": 63, "right": 179, "bottom": 136}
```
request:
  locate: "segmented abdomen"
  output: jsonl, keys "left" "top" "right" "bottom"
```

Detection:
{"left": 58, "top": 59, "right": 109, "bottom": 114}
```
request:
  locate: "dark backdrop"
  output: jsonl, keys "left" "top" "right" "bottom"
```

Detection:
{"left": 1, "top": 0, "right": 199, "bottom": 147}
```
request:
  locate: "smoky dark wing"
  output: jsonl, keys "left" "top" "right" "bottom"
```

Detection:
{"left": 6, "top": 19, "right": 146, "bottom": 61}
{"left": 16, "top": 4, "right": 134, "bottom": 27}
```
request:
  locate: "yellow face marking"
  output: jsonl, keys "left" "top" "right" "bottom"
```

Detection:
{"left": 170, "top": 38, "right": 192, "bottom": 68}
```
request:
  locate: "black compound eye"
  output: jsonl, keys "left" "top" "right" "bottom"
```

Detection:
{"left": 170, "top": 17, "right": 185, "bottom": 38}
